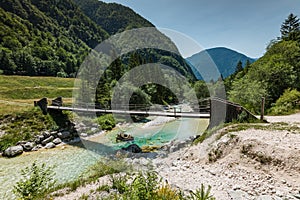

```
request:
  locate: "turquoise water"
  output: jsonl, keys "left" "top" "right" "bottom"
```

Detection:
{"left": 0, "top": 118, "right": 208, "bottom": 199}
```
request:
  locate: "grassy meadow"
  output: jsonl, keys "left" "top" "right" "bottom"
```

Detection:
{"left": 0, "top": 75, "right": 75, "bottom": 114}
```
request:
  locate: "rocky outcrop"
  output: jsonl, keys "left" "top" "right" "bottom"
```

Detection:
{"left": 2, "top": 145, "right": 23, "bottom": 157}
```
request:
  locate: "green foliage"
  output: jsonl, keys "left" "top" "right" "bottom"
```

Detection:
{"left": 229, "top": 79, "right": 267, "bottom": 114}
{"left": 105, "top": 171, "right": 215, "bottom": 200}
{"left": 269, "top": 88, "right": 300, "bottom": 115}
{"left": 0, "top": 108, "right": 59, "bottom": 151}
{"left": 0, "top": 0, "right": 154, "bottom": 77}
{"left": 73, "top": 0, "right": 154, "bottom": 35}
{"left": 227, "top": 14, "right": 300, "bottom": 114}
{"left": 95, "top": 114, "right": 116, "bottom": 130}
{"left": 280, "top": 13, "right": 300, "bottom": 41}
{"left": 13, "top": 161, "right": 56, "bottom": 200}
{"left": 187, "top": 184, "right": 215, "bottom": 200}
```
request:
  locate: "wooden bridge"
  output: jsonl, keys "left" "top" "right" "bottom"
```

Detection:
{"left": 34, "top": 97, "right": 258, "bottom": 127}
{"left": 35, "top": 97, "right": 211, "bottom": 118}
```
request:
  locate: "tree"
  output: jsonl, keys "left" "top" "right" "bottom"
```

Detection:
{"left": 234, "top": 60, "right": 243, "bottom": 74}
{"left": 280, "top": 13, "right": 300, "bottom": 40}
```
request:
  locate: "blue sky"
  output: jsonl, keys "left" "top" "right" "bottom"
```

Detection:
{"left": 101, "top": 0, "right": 300, "bottom": 58}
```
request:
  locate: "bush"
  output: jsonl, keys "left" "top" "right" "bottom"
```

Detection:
{"left": 95, "top": 114, "right": 116, "bottom": 130}
{"left": 106, "top": 171, "right": 215, "bottom": 200}
{"left": 13, "top": 161, "right": 56, "bottom": 200}
{"left": 269, "top": 88, "right": 300, "bottom": 115}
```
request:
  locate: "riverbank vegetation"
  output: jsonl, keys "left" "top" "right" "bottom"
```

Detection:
{"left": 14, "top": 159, "right": 216, "bottom": 200}
{"left": 226, "top": 13, "right": 300, "bottom": 115}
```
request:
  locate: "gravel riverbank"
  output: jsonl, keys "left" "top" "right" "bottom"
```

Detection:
{"left": 54, "top": 113, "right": 300, "bottom": 200}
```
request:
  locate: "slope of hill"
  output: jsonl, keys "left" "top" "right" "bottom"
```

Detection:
{"left": 0, "top": 0, "right": 154, "bottom": 77}
{"left": 186, "top": 47, "right": 256, "bottom": 79}
{"left": 73, "top": 0, "right": 154, "bottom": 35}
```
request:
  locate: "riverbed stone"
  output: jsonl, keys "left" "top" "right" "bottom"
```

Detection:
{"left": 41, "top": 135, "right": 54, "bottom": 145}
{"left": 122, "top": 144, "right": 142, "bottom": 153}
{"left": 35, "top": 135, "right": 44, "bottom": 144}
{"left": 32, "top": 144, "right": 43, "bottom": 151}
{"left": 45, "top": 142, "right": 56, "bottom": 149}
{"left": 57, "top": 131, "right": 71, "bottom": 139}
{"left": 22, "top": 142, "right": 34, "bottom": 151}
{"left": 53, "top": 138, "right": 62, "bottom": 145}
{"left": 80, "top": 133, "right": 88, "bottom": 137}
{"left": 3, "top": 145, "right": 23, "bottom": 157}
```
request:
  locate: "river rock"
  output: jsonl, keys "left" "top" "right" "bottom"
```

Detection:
{"left": 80, "top": 133, "right": 88, "bottom": 137}
{"left": 45, "top": 142, "right": 56, "bottom": 149}
{"left": 41, "top": 136, "right": 54, "bottom": 145}
{"left": 32, "top": 144, "right": 43, "bottom": 151}
{"left": 43, "top": 131, "right": 51, "bottom": 138}
{"left": 16, "top": 141, "right": 27, "bottom": 146}
{"left": 3, "top": 145, "right": 23, "bottom": 157}
{"left": 35, "top": 135, "right": 44, "bottom": 144}
{"left": 22, "top": 142, "right": 34, "bottom": 151}
{"left": 53, "top": 138, "right": 62, "bottom": 145}
{"left": 57, "top": 131, "right": 71, "bottom": 139}
{"left": 122, "top": 144, "right": 142, "bottom": 153}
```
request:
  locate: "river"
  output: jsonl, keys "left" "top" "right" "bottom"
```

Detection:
{"left": 0, "top": 117, "right": 209, "bottom": 199}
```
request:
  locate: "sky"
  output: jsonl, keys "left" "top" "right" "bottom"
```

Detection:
{"left": 101, "top": 0, "right": 300, "bottom": 58}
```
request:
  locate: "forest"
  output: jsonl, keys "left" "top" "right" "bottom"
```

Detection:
{"left": 225, "top": 13, "right": 300, "bottom": 114}
{"left": 0, "top": 0, "right": 299, "bottom": 115}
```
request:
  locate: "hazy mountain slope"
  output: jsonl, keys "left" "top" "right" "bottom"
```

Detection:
{"left": 187, "top": 47, "right": 256, "bottom": 79}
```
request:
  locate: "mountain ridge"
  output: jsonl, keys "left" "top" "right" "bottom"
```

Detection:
{"left": 187, "top": 47, "right": 256, "bottom": 79}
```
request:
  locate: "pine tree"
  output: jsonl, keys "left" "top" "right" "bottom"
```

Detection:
{"left": 234, "top": 60, "right": 243, "bottom": 74}
{"left": 280, "top": 13, "right": 300, "bottom": 40}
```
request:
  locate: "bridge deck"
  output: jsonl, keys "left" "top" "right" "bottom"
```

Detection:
{"left": 47, "top": 106, "right": 210, "bottom": 118}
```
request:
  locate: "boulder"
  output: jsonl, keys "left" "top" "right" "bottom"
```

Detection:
{"left": 122, "top": 144, "right": 142, "bottom": 153}
{"left": 16, "top": 141, "right": 27, "bottom": 146}
{"left": 57, "top": 131, "right": 71, "bottom": 139}
{"left": 53, "top": 138, "right": 62, "bottom": 145}
{"left": 45, "top": 142, "right": 56, "bottom": 149}
{"left": 22, "top": 142, "right": 34, "bottom": 151}
{"left": 41, "top": 136, "right": 54, "bottom": 145}
{"left": 35, "top": 135, "right": 44, "bottom": 144}
{"left": 32, "top": 144, "right": 43, "bottom": 151}
{"left": 3, "top": 145, "right": 23, "bottom": 157}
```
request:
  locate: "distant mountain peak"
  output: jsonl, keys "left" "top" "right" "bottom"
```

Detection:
{"left": 186, "top": 47, "right": 256, "bottom": 80}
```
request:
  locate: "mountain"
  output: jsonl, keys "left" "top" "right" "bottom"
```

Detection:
{"left": 0, "top": 0, "right": 154, "bottom": 76}
{"left": 186, "top": 47, "right": 256, "bottom": 79}
{"left": 73, "top": 0, "right": 154, "bottom": 35}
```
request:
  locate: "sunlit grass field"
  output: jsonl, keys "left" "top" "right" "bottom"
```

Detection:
{"left": 0, "top": 75, "right": 75, "bottom": 114}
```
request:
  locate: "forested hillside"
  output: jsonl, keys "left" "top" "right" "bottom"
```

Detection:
{"left": 227, "top": 13, "right": 300, "bottom": 114}
{"left": 73, "top": 0, "right": 154, "bottom": 35}
{"left": 0, "top": 0, "right": 154, "bottom": 77}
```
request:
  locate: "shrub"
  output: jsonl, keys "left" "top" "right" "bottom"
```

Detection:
{"left": 188, "top": 184, "right": 216, "bottom": 200}
{"left": 95, "top": 114, "right": 116, "bottom": 130}
{"left": 13, "top": 161, "right": 56, "bottom": 200}
{"left": 269, "top": 88, "right": 300, "bottom": 115}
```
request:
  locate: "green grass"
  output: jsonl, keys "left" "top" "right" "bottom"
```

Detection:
{"left": 0, "top": 107, "right": 73, "bottom": 151}
{"left": 0, "top": 75, "right": 75, "bottom": 114}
